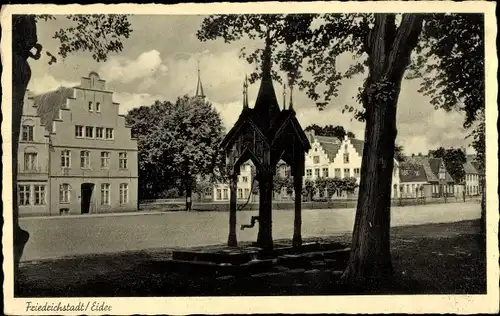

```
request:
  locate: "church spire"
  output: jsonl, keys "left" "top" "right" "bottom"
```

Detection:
{"left": 195, "top": 60, "right": 205, "bottom": 98}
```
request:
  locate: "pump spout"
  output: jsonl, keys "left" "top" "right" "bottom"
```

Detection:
{"left": 241, "top": 216, "right": 260, "bottom": 230}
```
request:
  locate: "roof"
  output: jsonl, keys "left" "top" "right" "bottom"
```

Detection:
{"left": 404, "top": 156, "right": 455, "bottom": 183}
{"left": 34, "top": 86, "right": 76, "bottom": 132}
{"left": 220, "top": 44, "right": 310, "bottom": 154}
{"left": 349, "top": 138, "right": 364, "bottom": 157}
{"left": 399, "top": 163, "right": 428, "bottom": 182}
{"left": 463, "top": 160, "right": 479, "bottom": 174}
{"left": 320, "top": 141, "right": 341, "bottom": 161}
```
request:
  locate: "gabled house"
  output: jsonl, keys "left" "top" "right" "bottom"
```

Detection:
{"left": 400, "top": 154, "right": 455, "bottom": 199}
{"left": 464, "top": 156, "right": 481, "bottom": 196}
{"left": 304, "top": 130, "right": 400, "bottom": 199}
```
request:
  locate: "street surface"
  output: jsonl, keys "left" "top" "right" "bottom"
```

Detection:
{"left": 19, "top": 202, "right": 480, "bottom": 262}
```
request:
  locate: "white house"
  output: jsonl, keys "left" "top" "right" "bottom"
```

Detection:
{"left": 303, "top": 130, "right": 400, "bottom": 199}
{"left": 463, "top": 158, "right": 480, "bottom": 196}
{"left": 212, "top": 163, "right": 253, "bottom": 202}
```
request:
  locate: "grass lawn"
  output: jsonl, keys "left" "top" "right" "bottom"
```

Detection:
{"left": 16, "top": 220, "right": 486, "bottom": 297}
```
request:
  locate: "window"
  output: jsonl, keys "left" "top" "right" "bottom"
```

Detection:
{"left": 61, "top": 150, "right": 71, "bottom": 168}
{"left": 24, "top": 153, "right": 37, "bottom": 171}
{"left": 216, "top": 189, "right": 222, "bottom": 200}
{"left": 313, "top": 156, "right": 320, "bottom": 164}
{"left": 244, "top": 188, "right": 250, "bottom": 198}
{"left": 240, "top": 165, "right": 246, "bottom": 173}
{"left": 101, "top": 184, "right": 110, "bottom": 205}
{"left": 96, "top": 102, "right": 101, "bottom": 112}
{"left": 105, "top": 128, "right": 114, "bottom": 139}
{"left": 96, "top": 127, "right": 104, "bottom": 139}
{"left": 75, "top": 125, "right": 83, "bottom": 138}
{"left": 119, "top": 183, "right": 129, "bottom": 204}
{"left": 59, "top": 184, "right": 71, "bottom": 203}
{"left": 344, "top": 144, "right": 348, "bottom": 151}
{"left": 315, "top": 168, "right": 320, "bottom": 177}
{"left": 238, "top": 188, "right": 243, "bottom": 199}
{"left": 88, "top": 101, "right": 93, "bottom": 112}
{"left": 344, "top": 168, "right": 350, "bottom": 178}
{"left": 406, "top": 184, "right": 410, "bottom": 194}
{"left": 223, "top": 189, "right": 228, "bottom": 200}
{"left": 306, "top": 169, "right": 312, "bottom": 177}
{"left": 21, "top": 125, "right": 34, "bottom": 141}
{"left": 411, "top": 184, "right": 415, "bottom": 195}
{"left": 322, "top": 168, "right": 329, "bottom": 178}
{"left": 101, "top": 152, "right": 110, "bottom": 168}
{"left": 85, "top": 126, "right": 94, "bottom": 138}
{"left": 19, "top": 185, "right": 31, "bottom": 205}
{"left": 34, "top": 185, "right": 46, "bottom": 205}
{"left": 242, "top": 176, "right": 248, "bottom": 183}
{"left": 80, "top": 151, "right": 90, "bottom": 169}
{"left": 59, "top": 208, "right": 69, "bottom": 215}
{"left": 343, "top": 153, "right": 349, "bottom": 163}
{"left": 354, "top": 168, "right": 360, "bottom": 177}
{"left": 334, "top": 168, "right": 341, "bottom": 178}
{"left": 119, "top": 152, "right": 128, "bottom": 169}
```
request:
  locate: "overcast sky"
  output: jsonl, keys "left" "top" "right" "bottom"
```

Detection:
{"left": 28, "top": 14, "right": 473, "bottom": 156}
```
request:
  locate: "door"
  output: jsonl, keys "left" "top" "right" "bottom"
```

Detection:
{"left": 81, "top": 183, "right": 94, "bottom": 214}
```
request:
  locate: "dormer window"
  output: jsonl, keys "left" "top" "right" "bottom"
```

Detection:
{"left": 88, "top": 101, "right": 93, "bottom": 112}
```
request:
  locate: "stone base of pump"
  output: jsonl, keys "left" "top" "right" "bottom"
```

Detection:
{"left": 153, "top": 242, "right": 350, "bottom": 278}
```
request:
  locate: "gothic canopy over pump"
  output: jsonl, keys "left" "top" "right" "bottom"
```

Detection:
{"left": 220, "top": 46, "right": 311, "bottom": 173}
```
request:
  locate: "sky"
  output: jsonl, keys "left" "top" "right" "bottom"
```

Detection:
{"left": 28, "top": 14, "right": 474, "bottom": 156}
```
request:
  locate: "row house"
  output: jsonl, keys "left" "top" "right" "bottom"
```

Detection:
{"left": 17, "top": 72, "right": 138, "bottom": 216}
{"left": 303, "top": 130, "right": 400, "bottom": 200}
{"left": 399, "top": 154, "right": 455, "bottom": 199}
{"left": 464, "top": 156, "right": 481, "bottom": 196}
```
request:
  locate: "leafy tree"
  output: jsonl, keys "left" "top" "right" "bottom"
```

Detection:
{"left": 304, "top": 124, "right": 356, "bottom": 141}
{"left": 12, "top": 14, "right": 132, "bottom": 282}
{"left": 394, "top": 144, "right": 406, "bottom": 162}
{"left": 197, "top": 13, "right": 484, "bottom": 289}
{"left": 428, "top": 147, "right": 467, "bottom": 183}
{"left": 303, "top": 179, "right": 316, "bottom": 201}
{"left": 126, "top": 96, "right": 225, "bottom": 210}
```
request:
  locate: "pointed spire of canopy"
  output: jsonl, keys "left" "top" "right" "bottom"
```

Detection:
{"left": 243, "top": 75, "right": 249, "bottom": 110}
{"left": 253, "top": 35, "right": 281, "bottom": 127}
{"left": 289, "top": 84, "right": 294, "bottom": 110}
{"left": 195, "top": 60, "right": 205, "bottom": 98}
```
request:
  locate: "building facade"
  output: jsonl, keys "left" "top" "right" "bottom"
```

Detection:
{"left": 399, "top": 155, "right": 455, "bottom": 199}
{"left": 17, "top": 91, "right": 51, "bottom": 215}
{"left": 212, "top": 163, "right": 254, "bottom": 202}
{"left": 464, "top": 157, "right": 480, "bottom": 196}
{"left": 303, "top": 131, "right": 400, "bottom": 199}
{"left": 18, "top": 72, "right": 138, "bottom": 216}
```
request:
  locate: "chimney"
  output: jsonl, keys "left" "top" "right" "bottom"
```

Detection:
{"left": 412, "top": 153, "right": 415, "bottom": 157}
{"left": 418, "top": 152, "right": 422, "bottom": 156}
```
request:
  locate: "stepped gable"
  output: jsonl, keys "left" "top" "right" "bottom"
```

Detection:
{"left": 34, "top": 86, "right": 76, "bottom": 132}
{"left": 349, "top": 138, "right": 364, "bottom": 157}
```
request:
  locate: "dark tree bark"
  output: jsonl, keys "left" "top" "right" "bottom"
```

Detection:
{"left": 12, "top": 15, "right": 42, "bottom": 284}
{"left": 341, "top": 14, "right": 424, "bottom": 290}
{"left": 479, "top": 176, "right": 486, "bottom": 244}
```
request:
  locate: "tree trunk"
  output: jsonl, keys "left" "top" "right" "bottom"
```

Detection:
{"left": 341, "top": 13, "right": 423, "bottom": 290}
{"left": 12, "top": 15, "right": 41, "bottom": 285}
{"left": 479, "top": 176, "right": 486, "bottom": 244}
{"left": 185, "top": 181, "right": 192, "bottom": 211}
